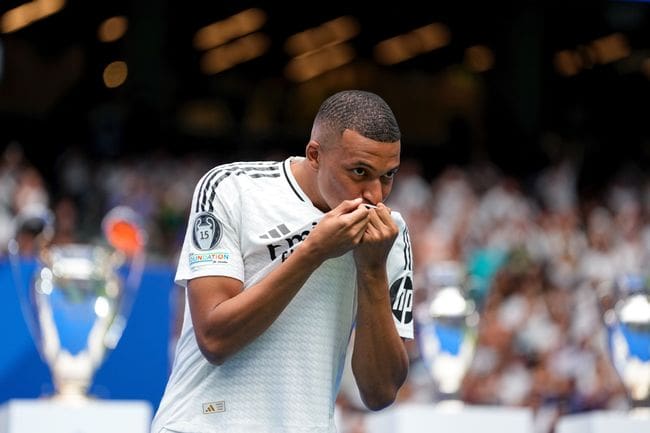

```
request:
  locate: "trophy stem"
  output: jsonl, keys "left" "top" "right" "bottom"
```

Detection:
{"left": 49, "top": 351, "right": 96, "bottom": 401}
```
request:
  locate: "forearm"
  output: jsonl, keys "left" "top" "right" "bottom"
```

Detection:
{"left": 193, "top": 244, "right": 322, "bottom": 364}
{"left": 351, "top": 268, "right": 409, "bottom": 410}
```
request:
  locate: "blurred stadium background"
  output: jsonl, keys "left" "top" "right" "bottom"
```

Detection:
{"left": 1, "top": 0, "right": 648, "bottom": 180}
{"left": 1, "top": 1, "right": 649, "bottom": 432}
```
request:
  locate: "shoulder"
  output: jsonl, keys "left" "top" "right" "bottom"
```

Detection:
{"left": 195, "top": 160, "right": 282, "bottom": 192}
{"left": 389, "top": 210, "right": 412, "bottom": 258}
{"left": 191, "top": 160, "right": 282, "bottom": 214}
{"left": 390, "top": 210, "right": 409, "bottom": 232}
{"left": 198, "top": 160, "right": 281, "bottom": 181}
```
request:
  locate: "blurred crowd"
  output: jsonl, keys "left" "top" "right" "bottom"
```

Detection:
{"left": 338, "top": 156, "right": 650, "bottom": 432}
{"left": 2, "top": 142, "right": 649, "bottom": 433}
{"left": 0, "top": 142, "right": 212, "bottom": 261}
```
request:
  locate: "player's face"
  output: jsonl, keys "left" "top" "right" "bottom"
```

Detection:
{"left": 316, "top": 129, "right": 400, "bottom": 211}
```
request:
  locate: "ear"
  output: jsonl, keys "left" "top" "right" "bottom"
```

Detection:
{"left": 305, "top": 140, "right": 321, "bottom": 170}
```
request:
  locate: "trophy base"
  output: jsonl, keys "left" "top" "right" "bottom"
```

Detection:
{"left": 556, "top": 410, "right": 650, "bottom": 433}
{"left": 433, "top": 398, "right": 466, "bottom": 411}
{"left": 363, "top": 402, "right": 534, "bottom": 433}
{"left": 629, "top": 407, "right": 650, "bottom": 418}
{"left": 49, "top": 393, "right": 94, "bottom": 403}
{"left": 0, "top": 398, "right": 152, "bottom": 433}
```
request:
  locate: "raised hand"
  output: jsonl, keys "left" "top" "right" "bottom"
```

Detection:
{"left": 302, "top": 198, "right": 371, "bottom": 261}
{"left": 353, "top": 202, "right": 398, "bottom": 271}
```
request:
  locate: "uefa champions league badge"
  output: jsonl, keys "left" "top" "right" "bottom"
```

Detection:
{"left": 192, "top": 212, "right": 223, "bottom": 250}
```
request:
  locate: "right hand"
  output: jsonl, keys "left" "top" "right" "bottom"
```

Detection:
{"left": 302, "top": 198, "right": 370, "bottom": 261}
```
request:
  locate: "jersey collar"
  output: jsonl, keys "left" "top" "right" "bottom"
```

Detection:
{"left": 283, "top": 157, "right": 311, "bottom": 204}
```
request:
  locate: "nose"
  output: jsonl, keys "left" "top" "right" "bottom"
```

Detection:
{"left": 362, "top": 179, "right": 383, "bottom": 205}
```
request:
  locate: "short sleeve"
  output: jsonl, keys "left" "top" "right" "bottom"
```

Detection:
{"left": 174, "top": 167, "right": 245, "bottom": 287}
{"left": 386, "top": 212, "right": 415, "bottom": 339}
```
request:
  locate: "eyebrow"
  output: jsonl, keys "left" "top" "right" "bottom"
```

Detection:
{"left": 351, "top": 161, "right": 375, "bottom": 170}
{"left": 350, "top": 161, "right": 400, "bottom": 173}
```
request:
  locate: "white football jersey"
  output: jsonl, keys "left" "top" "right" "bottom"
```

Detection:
{"left": 151, "top": 157, "right": 414, "bottom": 433}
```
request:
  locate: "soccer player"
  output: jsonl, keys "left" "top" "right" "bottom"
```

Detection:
{"left": 151, "top": 90, "right": 414, "bottom": 433}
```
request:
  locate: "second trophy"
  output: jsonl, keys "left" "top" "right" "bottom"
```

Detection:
{"left": 415, "top": 260, "right": 479, "bottom": 405}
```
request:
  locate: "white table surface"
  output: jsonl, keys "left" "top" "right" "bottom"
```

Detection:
{"left": 556, "top": 409, "right": 650, "bottom": 433}
{"left": 363, "top": 402, "right": 535, "bottom": 433}
{"left": 0, "top": 398, "right": 152, "bottom": 433}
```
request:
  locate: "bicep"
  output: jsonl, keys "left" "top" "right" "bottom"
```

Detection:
{"left": 187, "top": 275, "right": 243, "bottom": 331}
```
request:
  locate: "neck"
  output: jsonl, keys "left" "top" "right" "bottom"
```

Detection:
{"left": 290, "top": 158, "right": 329, "bottom": 212}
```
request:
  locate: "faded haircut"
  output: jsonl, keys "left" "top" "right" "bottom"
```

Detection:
{"left": 311, "top": 90, "right": 401, "bottom": 146}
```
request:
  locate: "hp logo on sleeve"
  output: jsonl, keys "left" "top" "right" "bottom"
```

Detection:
{"left": 390, "top": 276, "right": 413, "bottom": 325}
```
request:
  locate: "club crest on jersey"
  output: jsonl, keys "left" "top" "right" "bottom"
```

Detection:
{"left": 192, "top": 212, "right": 222, "bottom": 250}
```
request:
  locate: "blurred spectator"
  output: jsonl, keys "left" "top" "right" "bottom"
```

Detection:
{"left": 0, "top": 143, "right": 22, "bottom": 250}
{"left": 0, "top": 142, "right": 51, "bottom": 256}
{"left": 50, "top": 196, "right": 79, "bottom": 245}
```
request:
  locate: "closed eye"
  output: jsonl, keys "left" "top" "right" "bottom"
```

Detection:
{"left": 383, "top": 169, "right": 399, "bottom": 179}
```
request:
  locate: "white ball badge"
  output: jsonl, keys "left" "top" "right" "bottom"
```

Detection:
{"left": 192, "top": 212, "right": 222, "bottom": 250}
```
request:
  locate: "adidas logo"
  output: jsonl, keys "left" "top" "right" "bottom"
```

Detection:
{"left": 202, "top": 401, "right": 226, "bottom": 414}
{"left": 259, "top": 223, "right": 290, "bottom": 239}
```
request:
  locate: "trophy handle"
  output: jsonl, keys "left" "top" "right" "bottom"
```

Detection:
{"left": 101, "top": 206, "right": 148, "bottom": 349}
{"left": 7, "top": 207, "right": 55, "bottom": 352}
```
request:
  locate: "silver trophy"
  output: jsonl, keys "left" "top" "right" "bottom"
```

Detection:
{"left": 415, "top": 261, "right": 479, "bottom": 404}
{"left": 9, "top": 205, "right": 147, "bottom": 400}
{"left": 602, "top": 274, "right": 650, "bottom": 414}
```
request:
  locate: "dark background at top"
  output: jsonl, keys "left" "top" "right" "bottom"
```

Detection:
{"left": 0, "top": 0, "right": 648, "bottom": 197}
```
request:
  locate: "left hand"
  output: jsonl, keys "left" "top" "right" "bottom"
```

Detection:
{"left": 353, "top": 202, "right": 398, "bottom": 271}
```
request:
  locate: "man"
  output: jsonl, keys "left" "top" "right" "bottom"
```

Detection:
{"left": 151, "top": 90, "right": 414, "bottom": 433}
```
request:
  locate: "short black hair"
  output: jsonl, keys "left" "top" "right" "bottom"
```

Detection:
{"left": 311, "top": 90, "right": 401, "bottom": 144}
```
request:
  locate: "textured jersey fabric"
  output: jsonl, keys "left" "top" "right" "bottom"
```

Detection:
{"left": 151, "top": 157, "right": 414, "bottom": 433}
